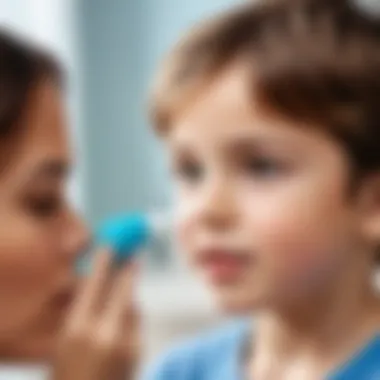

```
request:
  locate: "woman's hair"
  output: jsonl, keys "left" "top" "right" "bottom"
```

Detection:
{"left": 149, "top": 0, "right": 380, "bottom": 179}
{"left": 0, "top": 28, "right": 62, "bottom": 145}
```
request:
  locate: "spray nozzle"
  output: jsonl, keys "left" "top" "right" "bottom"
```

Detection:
{"left": 96, "top": 212, "right": 171, "bottom": 264}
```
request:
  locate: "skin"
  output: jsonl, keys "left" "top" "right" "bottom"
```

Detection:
{"left": 2, "top": 61, "right": 378, "bottom": 378}
{"left": 0, "top": 80, "right": 88, "bottom": 359}
{"left": 168, "top": 63, "right": 380, "bottom": 379}
{"left": 0, "top": 80, "right": 139, "bottom": 380}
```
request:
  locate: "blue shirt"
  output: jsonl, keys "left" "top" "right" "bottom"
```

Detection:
{"left": 142, "top": 321, "right": 380, "bottom": 380}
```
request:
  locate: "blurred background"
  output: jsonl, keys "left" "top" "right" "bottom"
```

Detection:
{"left": 0, "top": 0, "right": 242, "bottom": 363}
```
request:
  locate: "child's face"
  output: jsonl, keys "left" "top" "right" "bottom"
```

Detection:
{"left": 167, "top": 65, "right": 374, "bottom": 313}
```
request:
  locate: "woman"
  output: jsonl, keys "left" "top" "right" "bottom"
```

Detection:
{"left": 0, "top": 29, "right": 139, "bottom": 379}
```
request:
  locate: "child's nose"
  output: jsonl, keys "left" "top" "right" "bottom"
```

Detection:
{"left": 197, "top": 178, "right": 237, "bottom": 230}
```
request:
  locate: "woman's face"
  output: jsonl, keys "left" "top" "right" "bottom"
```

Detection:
{"left": 0, "top": 81, "right": 89, "bottom": 359}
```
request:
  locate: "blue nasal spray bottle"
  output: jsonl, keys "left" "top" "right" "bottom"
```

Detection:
{"left": 96, "top": 212, "right": 171, "bottom": 264}
{"left": 77, "top": 212, "right": 171, "bottom": 273}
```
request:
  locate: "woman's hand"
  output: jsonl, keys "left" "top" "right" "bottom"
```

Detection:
{"left": 52, "top": 249, "right": 140, "bottom": 380}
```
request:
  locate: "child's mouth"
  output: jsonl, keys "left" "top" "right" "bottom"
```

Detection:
{"left": 197, "top": 247, "right": 252, "bottom": 284}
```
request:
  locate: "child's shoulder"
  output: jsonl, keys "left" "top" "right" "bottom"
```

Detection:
{"left": 331, "top": 332, "right": 380, "bottom": 379}
{"left": 141, "top": 319, "right": 249, "bottom": 380}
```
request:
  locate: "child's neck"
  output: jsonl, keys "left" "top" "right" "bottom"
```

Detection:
{"left": 250, "top": 265, "right": 380, "bottom": 379}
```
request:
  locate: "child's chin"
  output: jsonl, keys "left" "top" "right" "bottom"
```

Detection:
{"left": 213, "top": 285, "right": 265, "bottom": 315}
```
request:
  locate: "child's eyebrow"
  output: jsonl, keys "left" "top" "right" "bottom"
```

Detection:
{"left": 168, "top": 129, "right": 307, "bottom": 156}
{"left": 224, "top": 134, "right": 291, "bottom": 153}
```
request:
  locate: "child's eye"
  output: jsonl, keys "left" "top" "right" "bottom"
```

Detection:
{"left": 245, "top": 157, "right": 287, "bottom": 178}
{"left": 174, "top": 161, "right": 204, "bottom": 183}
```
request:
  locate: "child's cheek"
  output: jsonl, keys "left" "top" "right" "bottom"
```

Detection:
{"left": 243, "top": 193, "right": 348, "bottom": 295}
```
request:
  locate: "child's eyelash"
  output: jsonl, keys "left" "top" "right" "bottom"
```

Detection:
{"left": 171, "top": 156, "right": 289, "bottom": 183}
{"left": 237, "top": 154, "right": 292, "bottom": 180}
{"left": 246, "top": 157, "right": 285, "bottom": 174}
{"left": 174, "top": 161, "right": 204, "bottom": 181}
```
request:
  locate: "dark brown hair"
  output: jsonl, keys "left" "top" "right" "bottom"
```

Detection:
{"left": 149, "top": 0, "right": 380, "bottom": 178}
{"left": 0, "top": 28, "right": 62, "bottom": 149}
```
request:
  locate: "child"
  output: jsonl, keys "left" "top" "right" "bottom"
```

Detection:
{"left": 143, "top": 0, "right": 380, "bottom": 379}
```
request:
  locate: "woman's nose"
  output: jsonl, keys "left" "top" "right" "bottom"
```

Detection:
{"left": 62, "top": 209, "right": 91, "bottom": 261}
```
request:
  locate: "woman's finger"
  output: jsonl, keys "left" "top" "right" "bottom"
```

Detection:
{"left": 69, "top": 248, "right": 112, "bottom": 322}
{"left": 100, "top": 262, "right": 137, "bottom": 332}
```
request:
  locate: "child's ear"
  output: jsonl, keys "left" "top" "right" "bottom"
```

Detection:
{"left": 358, "top": 174, "right": 380, "bottom": 245}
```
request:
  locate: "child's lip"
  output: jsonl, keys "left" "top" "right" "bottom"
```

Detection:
{"left": 196, "top": 242, "right": 253, "bottom": 258}
{"left": 196, "top": 247, "right": 252, "bottom": 282}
